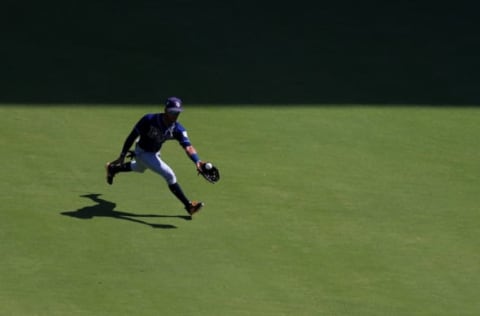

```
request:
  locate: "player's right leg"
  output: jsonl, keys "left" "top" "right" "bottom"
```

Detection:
{"left": 106, "top": 146, "right": 150, "bottom": 185}
{"left": 105, "top": 161, "right": 133, "bottom": 185}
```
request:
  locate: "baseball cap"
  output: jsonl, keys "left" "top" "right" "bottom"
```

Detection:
{"left": 165, "top": 97, "right": 184, "bottom": 113}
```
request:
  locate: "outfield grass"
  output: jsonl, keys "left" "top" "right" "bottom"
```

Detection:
{"left": 0, "top": 105, "right": 479, "bottom": 315}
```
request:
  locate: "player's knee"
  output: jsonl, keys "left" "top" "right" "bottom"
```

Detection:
{"left": 162, "top": 169, "right": 177, "bottom": 185}
{"left": 164, "top": 173, "right": 176, "bottom": 185}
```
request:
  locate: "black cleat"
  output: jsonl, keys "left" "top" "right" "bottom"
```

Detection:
{"left": 186, "top": 201, "right": 204, "bottom": 216}
{"left": 105, "top": 163, "right": 116, "bottom": 185}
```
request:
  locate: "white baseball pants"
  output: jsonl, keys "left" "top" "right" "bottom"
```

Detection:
{"left": 130, "top": 145, "right": 177, "bottom": 185}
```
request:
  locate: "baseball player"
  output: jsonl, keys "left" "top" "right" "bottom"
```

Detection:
{"left": 105, "top": 97, "right": 204, "bottom": 216}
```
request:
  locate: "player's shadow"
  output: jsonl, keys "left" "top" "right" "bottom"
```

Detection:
{"left": 61, "top": 193, "right": 191, "bottom": 229}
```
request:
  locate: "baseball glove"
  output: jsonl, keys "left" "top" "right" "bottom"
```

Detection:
{"left": 198, "top": 162, "right": 220, "bottom": 183}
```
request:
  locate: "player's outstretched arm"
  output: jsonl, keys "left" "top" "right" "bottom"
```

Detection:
{"left": 185, "top": 145, "right": 202, "bottom": 170}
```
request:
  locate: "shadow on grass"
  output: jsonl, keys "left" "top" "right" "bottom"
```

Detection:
{"left": 61, "top": 193, "right": 191, "bottom": 229}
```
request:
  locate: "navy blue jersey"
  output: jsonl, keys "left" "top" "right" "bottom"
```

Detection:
{"left": 134, "top": 113, "right": 191, "bottom": 152}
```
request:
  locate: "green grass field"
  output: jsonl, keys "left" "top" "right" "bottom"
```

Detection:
{"left": 1, "top": 105, "right": 479, "bottom": 315}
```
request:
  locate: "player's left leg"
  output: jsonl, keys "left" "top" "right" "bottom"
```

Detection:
{"left": 136, "top": 152, "right": 203, "bottom": 215}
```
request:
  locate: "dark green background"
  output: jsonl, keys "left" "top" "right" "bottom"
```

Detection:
{"left": 2, "top": 1, "right": 479, "bottom": 104}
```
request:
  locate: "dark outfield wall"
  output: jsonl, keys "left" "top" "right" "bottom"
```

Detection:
{"left": 1, "top": 1, "right": 479, "bottom": 105}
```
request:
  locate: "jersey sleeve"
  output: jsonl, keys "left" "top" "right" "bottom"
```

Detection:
{"left": 174, "top": 123, "right": 192, "bottom": 147}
